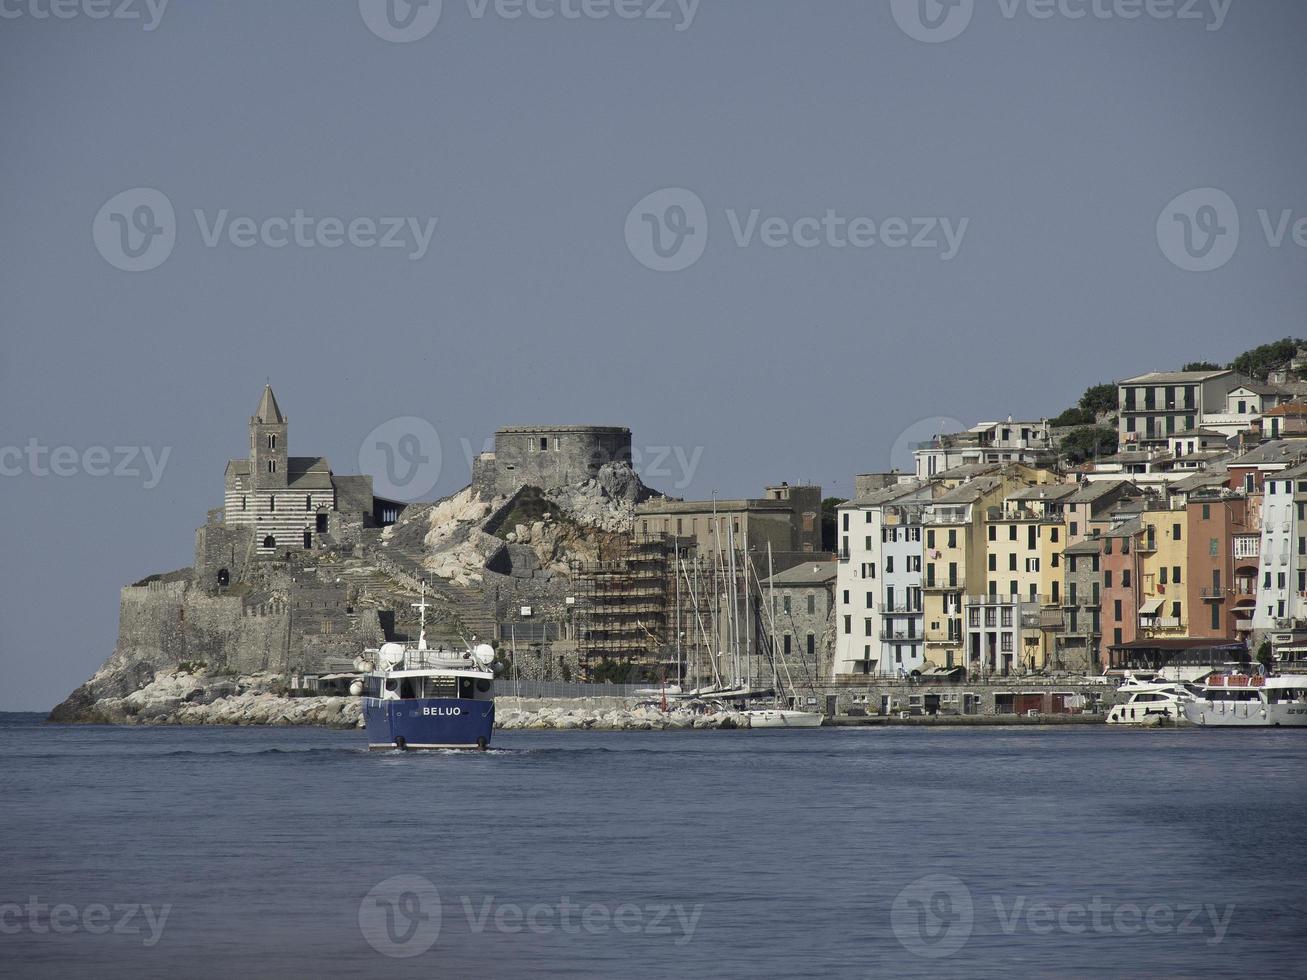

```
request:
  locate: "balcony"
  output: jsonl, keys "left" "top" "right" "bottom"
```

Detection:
{"left": 880, "top": 632, "right": 923, "bottom": 644}
{"left": 880, "top": 603, "right": 924, "bottom": 615}
{"left": 1200, "top": 587, "right": 1226, "bottom": 602}
{"left": 924, "top": 580, "right": 960, "bottom": 592}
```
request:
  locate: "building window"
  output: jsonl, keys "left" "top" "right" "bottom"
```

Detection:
{"left": 267, "top": 460, "right": 276, "bottom": 474}
{"left": 807, "top": 595, "right": 815, "bottom": 615}
{"left": 240, "top": 496, "right": 247, "bottom": 511}
{"left": 866, "top": 592, "right": 873, "bottom": 609}
{"left": 806, "top": 634, "right": 815, "bottom": 657}
{"left": 843, "top": 616, "right": 851, "bottom": 635}
{"left": 305, "top": 494, "right": 313, "bottom": 511}
{"left": 269, "top": 496, "right": 276, "bottom": 512}
{"left": 267, "top": 434, "right": 276, "bottom": 450}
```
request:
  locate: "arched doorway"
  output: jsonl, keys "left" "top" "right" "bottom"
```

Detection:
{"left": 303, "top": 530, "right": 313, "bottom": 549}
{"left": 263, "top": 535, "right": 276, "bottom": 549}
{"left": 217, "top": 568, "right": 230, "bottom": 588}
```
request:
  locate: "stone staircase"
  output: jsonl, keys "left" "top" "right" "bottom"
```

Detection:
{"left": 373, "top": 526, "right": 499, "bottom": 644}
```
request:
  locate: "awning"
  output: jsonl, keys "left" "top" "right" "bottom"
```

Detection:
{"left": 1139, "top": 599, "right": 1164, "bottom": 616}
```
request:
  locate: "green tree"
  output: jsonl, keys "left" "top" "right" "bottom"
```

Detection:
{"left": 822, "top": 497, "right": 848, "bottom": 552}
{"left": 1256, "top": 641, "right": 1273, "bottom": 672}
{"left": 1078, "top": 384, "right": 1118, "bottom": 418}
{"left": 1231, "top": 338, "right": 1304, "bottom": 381}
{"left": 1050, "top": 407, "right": 1094, "bottom": 428}
{"left": 1059, "top": 426, "right": 1118, "bottom": 465}
{"left": 1183, "top": 361, "right": 1222, "bottom": 372}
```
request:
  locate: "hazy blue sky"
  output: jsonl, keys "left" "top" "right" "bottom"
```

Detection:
{"left": 2, "top": 0, "right": 1304, "bottom": 709}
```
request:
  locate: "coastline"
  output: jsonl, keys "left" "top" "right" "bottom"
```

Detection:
{"left": 40, "top": 669, "right": 1120, "bottom": 730}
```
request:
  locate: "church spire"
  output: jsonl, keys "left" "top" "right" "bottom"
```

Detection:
{"left": 255, "top": 384, "right": 285, "bottom": 424}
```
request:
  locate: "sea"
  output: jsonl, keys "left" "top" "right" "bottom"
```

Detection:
{"left": 1, "top": 713, "right": 1304, "bottom": 979}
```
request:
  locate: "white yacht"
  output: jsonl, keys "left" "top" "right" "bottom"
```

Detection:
{"left": 744, "top": 708, "right": 824, "bottom": 728}
{"left": 1183, "top": 674, "right": 1307, "bottom": 728}
{"left": 1106, "top": 678, "right": 1199, "bottom": 726}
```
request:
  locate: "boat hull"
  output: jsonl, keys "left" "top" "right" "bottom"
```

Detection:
{"left": 1106, "top": 703, "right": 1186, "bottom": 726}
{"left": 745, "top": 710, "right": 824, "bottom": 729}
{"left": 363, "top": 697, "right": 496, "bottom": 749}
{"left": 1183, "top": 701, "right": 1307, "bottom": 728}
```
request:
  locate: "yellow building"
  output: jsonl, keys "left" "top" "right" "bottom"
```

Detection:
{"left": 1138, "top": 505, "right": 1189, "bottom": 637}
{"left": 985, "top": 487, "right": 1071, "bottom": 668}
{"left": 923, "top": 475, "right": 1015, "bottom": 668}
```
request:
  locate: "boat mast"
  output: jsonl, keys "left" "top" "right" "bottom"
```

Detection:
{"left": 412, "top": 581, "right": 431, "bottom": 655}
{"left": 674, "top": 539, "right": 682, "bottom": 687}
{"left": 768, "top": 543, "right": 778, "bottom": 706}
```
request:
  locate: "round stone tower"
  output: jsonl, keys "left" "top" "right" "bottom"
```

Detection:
{"left": 474, "top": 426, "right": 632, "bottom": 495}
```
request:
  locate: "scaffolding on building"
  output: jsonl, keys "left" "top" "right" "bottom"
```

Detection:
{"left": 571, "top": 534, "right": 671, "bottom": 678}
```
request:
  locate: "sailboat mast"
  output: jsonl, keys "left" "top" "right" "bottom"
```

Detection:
{"left": 768, "top": 543, "right": 778, "bottom": 704}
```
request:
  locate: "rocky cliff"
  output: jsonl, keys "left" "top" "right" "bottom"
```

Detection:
{"left": 51, "top": 464, "right": 657, "bottom": 724}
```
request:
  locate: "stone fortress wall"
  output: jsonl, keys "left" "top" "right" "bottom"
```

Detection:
{"left": 116, "top": 578, "right": 383, "bottom": 677}
{"left": 473, "top": 426, "right": 632, "bottom": 496}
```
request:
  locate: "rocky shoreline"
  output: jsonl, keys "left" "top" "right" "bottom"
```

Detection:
{"left": 46, "top": 670, "right": 751, "bottom": 731}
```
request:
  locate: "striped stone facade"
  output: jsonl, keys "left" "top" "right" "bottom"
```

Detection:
{"left": 221, "top": 386, "right": 364, "bottom": 555}
{"left": 222, "top": 483, "right": 336, "bottom": 553}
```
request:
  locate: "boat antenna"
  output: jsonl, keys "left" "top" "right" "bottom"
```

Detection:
{"left": 412, "top": 580, "right": 432, "bottom": 652}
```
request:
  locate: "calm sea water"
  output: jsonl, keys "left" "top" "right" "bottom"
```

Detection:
{"left": 1, "top": 714, "right": 1305, "bottom": 979}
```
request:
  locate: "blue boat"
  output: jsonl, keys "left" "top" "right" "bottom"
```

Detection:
{"left": 360, "top": 590, "right": 496, "bottom": 750}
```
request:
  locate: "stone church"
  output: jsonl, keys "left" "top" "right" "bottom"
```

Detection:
{"left": 197, "top": 386, "right": 400, "bottom": 583}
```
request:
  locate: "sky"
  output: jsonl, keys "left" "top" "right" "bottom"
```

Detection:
{"left": 1, "top": 0, "right": 1304, "bottom": 710}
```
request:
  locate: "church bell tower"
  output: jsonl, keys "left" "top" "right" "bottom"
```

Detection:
{"left": 250, "top": 384, "right": 288, "bottom": 489}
